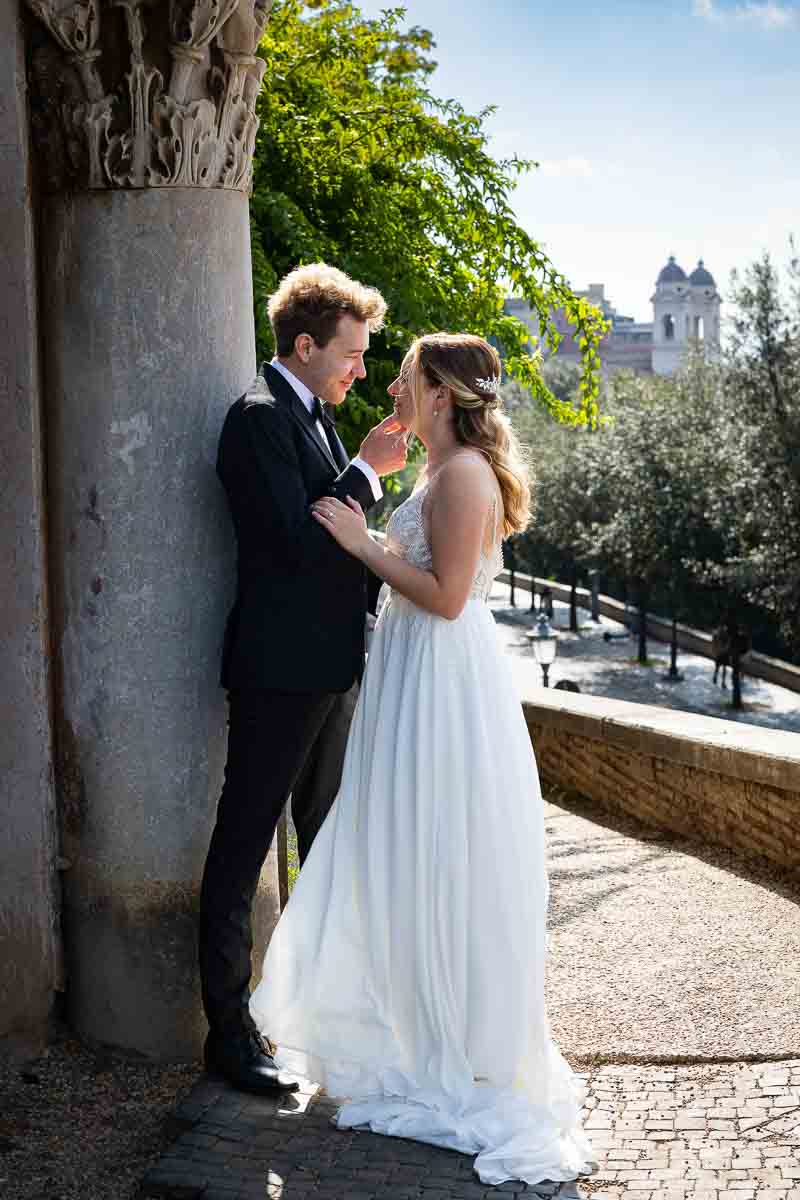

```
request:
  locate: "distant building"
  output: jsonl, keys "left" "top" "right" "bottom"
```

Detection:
{"left": 651, "top": 257, "right": 721, "bottom": 376}
{"left": 505, "top": 256, "right": 721, "bottom": 378}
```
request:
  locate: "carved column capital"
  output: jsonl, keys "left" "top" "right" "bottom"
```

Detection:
{"left": 25, "top": 0, "right": 273, "bottom": 193}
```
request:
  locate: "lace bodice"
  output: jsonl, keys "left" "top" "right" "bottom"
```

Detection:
{"left": 384, "top": 466, "right": 504, "bottom": 604}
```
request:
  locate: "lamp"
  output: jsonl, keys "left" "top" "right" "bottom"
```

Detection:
{"left": 526, "top": 613, "right": 558, "bottom": 688}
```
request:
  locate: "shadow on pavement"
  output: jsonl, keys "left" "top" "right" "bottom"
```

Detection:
{"left": 545, "top": 785, "right": 800, "bottom": 908}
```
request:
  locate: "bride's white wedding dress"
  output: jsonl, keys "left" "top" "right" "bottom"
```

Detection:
{"left": 250, "top": 463, "right": 596, "bottom": 1186}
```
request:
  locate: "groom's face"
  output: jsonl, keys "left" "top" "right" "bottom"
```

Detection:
{"left": 306, "top": 314, "right": 370, "bottom": 407}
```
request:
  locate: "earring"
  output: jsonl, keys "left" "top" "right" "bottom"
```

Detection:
{"left": 433, "top": 409, "right": 439, "bottom": 417}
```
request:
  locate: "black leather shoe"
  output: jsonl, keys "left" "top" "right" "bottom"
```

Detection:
{"left": 204, "top": 1030, "right": 300, "bottom": 1095}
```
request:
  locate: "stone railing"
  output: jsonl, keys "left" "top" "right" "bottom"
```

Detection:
{"left": 499, "top": 569, "right": 800, "bottom": 696}
{"left": 522, "top": 689, "right": 800, "bottom": 870}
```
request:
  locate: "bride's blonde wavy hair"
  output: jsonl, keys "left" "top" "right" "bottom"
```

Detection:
{"left": 408, "top": 333, "right": 531, "bottom": 537}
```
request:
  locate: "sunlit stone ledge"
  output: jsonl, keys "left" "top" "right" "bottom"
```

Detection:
{"left": 521, "top": 689, "right": 800, "bottom": 870}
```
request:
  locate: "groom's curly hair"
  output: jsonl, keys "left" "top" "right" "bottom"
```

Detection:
{"left": 268, "top": 263, "right": 387, "bottom": 356}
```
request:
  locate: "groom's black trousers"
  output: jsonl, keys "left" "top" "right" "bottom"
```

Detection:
{"left": 199, "top": 683, "right": 358, "bottom": 1039}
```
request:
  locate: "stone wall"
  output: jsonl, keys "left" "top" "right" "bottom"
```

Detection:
{"left": 0, "top": 0, "right": 59, "bottom": 1057}
{"left": 522, "top": 691, "right": 800, "bottom": 870}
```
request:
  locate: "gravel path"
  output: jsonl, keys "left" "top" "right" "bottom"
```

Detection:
{"left": 544, "top": 789, "right": 800, "bottom": 1065}
{"left": 0, "top": 1031, "right": 194, "bottom": 1200}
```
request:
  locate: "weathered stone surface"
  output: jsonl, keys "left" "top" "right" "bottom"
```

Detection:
{"left": 24, "top": 0, "right": 271, "bottom": 192}
{"left": 41, "top": 186, "right": 278, "bottom": 1057}
{"left": 2, "top": 0, "right": 276, "bottom": 1057}
{"left": 0, "top": 0, "right": 60, "bottom": 1057}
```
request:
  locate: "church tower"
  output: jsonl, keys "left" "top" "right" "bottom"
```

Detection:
{"left": 687, "top": 259, "right": 721, "bottom": 358}
{"left": 652, "top": 256, "right": 721, "bottom": 376}
{"left": 652, "top": 256, "right": 690, "bottom": 376}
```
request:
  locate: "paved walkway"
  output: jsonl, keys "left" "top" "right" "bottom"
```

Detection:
{"left": 141, "top": 588, "right": 800, "bottom": 1198}
{"left": 490, "top": 587, "right": 800, "bottom": 734}
{"left": 141, "top": 1055, "right": 800, "bottom": 1200}
{"left": 142, "top": 793, "right": 800, "bottom": 1199}
{"left": 543, "top": 797, "right": 800, "bottom": 1064}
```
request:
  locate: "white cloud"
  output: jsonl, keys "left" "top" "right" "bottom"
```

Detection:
{"left": 538, "top": 156, "right": 593, "bottom": 179}
{"left": 692, "top": 0, "right": 797, "bottom": 29}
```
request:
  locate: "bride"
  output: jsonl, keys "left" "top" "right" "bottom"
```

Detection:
{"left": 249, "top": 332, "right": 595, "bottom": 1186}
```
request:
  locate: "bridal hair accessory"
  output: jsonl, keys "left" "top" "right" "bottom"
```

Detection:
{"left": 474, "top": 375, "right": 501, "bottom": 395}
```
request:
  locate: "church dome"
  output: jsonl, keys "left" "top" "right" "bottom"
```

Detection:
{"left": 656, "top": 255, "right": 688, "bottom": 285}
{"left": 689, "top": 259, "right": 715, "bottom": 287}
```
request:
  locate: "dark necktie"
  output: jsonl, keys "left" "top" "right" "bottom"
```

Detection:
{"left": 311, "top": 395, "right": 334, "bottom": 457}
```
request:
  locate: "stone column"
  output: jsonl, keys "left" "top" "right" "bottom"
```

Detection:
{"left": 0, "top": 0, "right": 59, "bottom": 1059}
{"left": 24, "top": 0, "right": 278, "bottom": 1059}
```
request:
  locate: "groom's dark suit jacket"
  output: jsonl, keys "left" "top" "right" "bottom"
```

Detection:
{"left": 217, "top": 361, "right": 381, "bottom": 694}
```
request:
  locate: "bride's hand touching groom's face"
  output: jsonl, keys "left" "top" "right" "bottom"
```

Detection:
{"left": 312, "top": 496, "right": 370, "bottom": 557}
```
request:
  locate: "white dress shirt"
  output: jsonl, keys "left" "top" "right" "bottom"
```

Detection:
{"left": 269, "top": 358, "right": 382, "bottom": 503}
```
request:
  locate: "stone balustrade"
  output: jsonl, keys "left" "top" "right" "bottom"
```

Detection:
{"left": 522, "top": 689, "right": 800, "bottom": 870}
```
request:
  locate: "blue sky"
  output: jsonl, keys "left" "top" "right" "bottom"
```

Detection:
{"left": 357, "top": 0, "right": 800, "bottom": 322}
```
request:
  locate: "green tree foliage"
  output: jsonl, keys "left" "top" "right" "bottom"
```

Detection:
{"left": 583, "top": 366, "right": 726, "bottom": 662}
{"left": 250, "top": 1, "right": 607, "bottom": 452}
{"left": 710, "top": 251, "right": 800, "bottom": 655}
{"left": 515, "top": 363, "right": 734, "bottom": 657}
{"left": 518, "top": 423, "right": 606, "bottom": 627}
{"left": 518, "top": 249, "right": 800, "bottom": 670}
{"left": 502, "top": 359, "right": 582, "bottom": 451}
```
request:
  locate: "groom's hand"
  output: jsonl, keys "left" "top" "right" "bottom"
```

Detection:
{"left": 358, "top": 414, "right": 409, "bottom": 477}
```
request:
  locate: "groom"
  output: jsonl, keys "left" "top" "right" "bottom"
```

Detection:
{"left": 199, "top": 263, "right": 407, "bottom": 1094}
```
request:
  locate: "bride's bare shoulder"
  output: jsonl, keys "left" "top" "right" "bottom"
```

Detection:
{"left": 433, "top": 450, "right": 496, "bottom": 498}
{"left": 438, "top": 448, "right": 493, "bottom": 479}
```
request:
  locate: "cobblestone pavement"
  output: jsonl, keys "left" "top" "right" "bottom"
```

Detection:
{"left": 581, "top": 1060, "right": 800, "bottom": 1200}
{"left": 140, "top": 1059, "right": 800, "bottom": 1199}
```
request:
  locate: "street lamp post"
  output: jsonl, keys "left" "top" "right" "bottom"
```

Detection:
{"left": 588, "top": 569, "right": 600, "bottom": 623}
{"left": 527, "top": 613, "right": 558, "bottom": 688}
